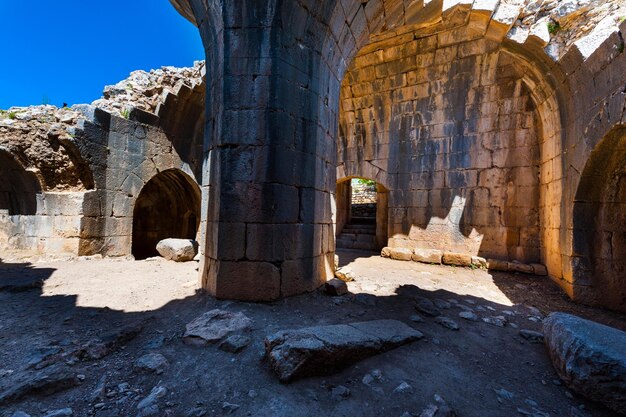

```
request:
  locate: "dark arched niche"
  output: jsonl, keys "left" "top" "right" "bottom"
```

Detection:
{"left": 132, "top": 169, "right": 201, "bottom": 260}
{"left": 0, "top": 151, "right": 42, "bottom": 215}
{"left": 572, "top": 126, "right": 626, "bottom": 311}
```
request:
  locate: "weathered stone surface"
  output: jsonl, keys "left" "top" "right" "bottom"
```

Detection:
{"left": 42, "top": 409, "right": 72, "bottom": 417}
{"left": 156, "top": 238, "right": 198, "bottom": 262}
{"left": 543, "top": 312, "right": 626, "bottom": 414}
{"left": 137, "top": 385, "right": 167, "bottom": 412}
{"left": 134, "top": 353, "right": 169, "bottom": 374}
{"left": 183, "top": 310, "right": 252, "bottom": 346}
{"left": 265, "top": 320, "right": 423, "bottom": 382}
{"left": 531, "top": 264, "right": 548, "bottom": 276}
{"left": 0, "top": 364, "right": 80, "bottom": 405}
{"left": 435, "top": 316, "right": 460, "bottom": 331}
{"left": 459, "top": 311, "right": 479, "bottom": 321}
{"left": 471, "top": 256, "right": 488, "bottom": 269}
{"left": 442, "top": 252, "right": 472, "bottom": 267}
{"left": 389, "top": 247, "right": 413, "bottom": 261}
{"left": 325, "top": 278, "right": 348, "bottom": 296}
{"left": 519, "top": 329, "right": 544, "bottom": 342}
{"left": 334, "top": 267, "right": 356, "bottom": 282}
{"left": 414, "top": 296, "right": 441, "bottom": 317}
{"left": 219, "top": 335, "right": 251, "bottom": 353}
{"left": 412, "top": 248, "right": 443, "bottom": 264}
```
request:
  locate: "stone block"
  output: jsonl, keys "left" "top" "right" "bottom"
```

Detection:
{"left": 412, "top": 248, "right": 443, "bottom": 264}
{"left": 156, "top": 239, "right": 198, "bottom": 262}
{"left": 531, "top": 263, "right": 548, "bottom": 276}
{"left": 471, "top": 256, "right": 487, "bottom": 268}
{"left": 325, "top": 278, "right": 348, "bottom": 296}
{"left": 389, "top": 247, "right": 413, "bottom": 261}
{"left": 543, "top": 313, "right": 626, "bottom": 414}
{"left": 212, "top": 261, "right": 281, "bottom": 301}
{"left": 442, "top": 252, "right": 472, "bottom": 266}
{"left": 265, "top": 320, "right": 423, "bottom": 382}
{"left": 508, "top": 262, "right": 534, "bottom": 274}
{"left": 486, "top": 258, "right": 508, "bottom": 271}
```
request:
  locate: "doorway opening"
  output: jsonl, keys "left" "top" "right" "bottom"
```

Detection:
{"left": 336, "top": 178, "right": 388, "bottom": 252}
{"left": 131, "top": 169, "right": 201, "bottom": 260}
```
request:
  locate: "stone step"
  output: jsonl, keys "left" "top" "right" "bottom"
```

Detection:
{"left": 341, "top": 227, "right": 376, "bottom": 235}
{"left": 336, "top": 236, "right": 379, "bottom": 251}
{"left": 349, "top": 216, "right": 376, "bottom": 225}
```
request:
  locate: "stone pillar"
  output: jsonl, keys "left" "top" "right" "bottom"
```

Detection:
{"left": 176, "top": 0, "right": 336, "bottom": 301}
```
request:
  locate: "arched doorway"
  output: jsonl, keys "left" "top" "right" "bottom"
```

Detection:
{"left": 336, "top": 177, "right": 388, "bottom": 252}
{"left": 132, "top": 169, "right": 201, "bottom": 260}
{"left": 0, "top": 151, "right": 41, "bottom": 215}
{"left": 572, "top": 126, "right": 626, "bottom": 311}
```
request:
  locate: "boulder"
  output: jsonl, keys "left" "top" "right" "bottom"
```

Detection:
{"left": 334, "top": 267, "right": 355, "bottom": 282}
{"left": 325, "top": 278, "right": 348, "bottom": 296}
{"left": 134, "top": 353, "right": 169, "bottom": 374}
{"left": 156, "top": 238, "right": 198, "bottom": 262}
{"left": 265, "top": 320, "right": 423, "bottom": 382}
{"left": 543, "top": 312, "right": 626, "bottom": 414}
{"left": 412, "top": 248, "right": 443, "bottom": 264}
{"left": 0, "top": 364, "right": 80, "bottom": 405}
{"left": 183, "top": 310, "right": 252, "bottom": 346}
{"left": 219, "top": 335, "right": 251, "bottom": 353}
{"left": 414, "top": 296, "right": 441, "bottom": 317}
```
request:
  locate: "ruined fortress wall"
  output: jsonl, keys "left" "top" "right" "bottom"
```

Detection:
{"left": 338, "top": 23, "right": 543, "bottom": 262}
{"left": 171, "top": 0, "right": 626, "bottom": 309}
{"left": 0, "top": 73, "right": 205, "bottom": 258}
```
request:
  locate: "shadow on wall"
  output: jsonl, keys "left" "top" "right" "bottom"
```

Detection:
{"left": 338, "top": 40, "right": 546, "bottom": 265}
{"left": 0, "top": 151, "right": 42, "bottom": 216}
{"left": 572, "top": 125, "right": 626, "bottom": 312}
{"left": 132, "top": 169, "right": 201, "bottom": 260}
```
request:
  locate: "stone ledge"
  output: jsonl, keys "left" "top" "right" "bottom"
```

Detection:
{"left": 380, "top": 246, "right": 548, "bottom": 276}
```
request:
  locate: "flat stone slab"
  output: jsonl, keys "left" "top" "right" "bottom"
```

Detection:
{"left": 183, "top": 310, "right": 252, "bottom": 346}
{"left": 543, "top": 312, "right": 626, "bottom": 414}
{"left": 265, "top": 319, "right": 423, "bottom": 382}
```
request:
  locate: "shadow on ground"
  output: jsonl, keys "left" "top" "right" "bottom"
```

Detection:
{"left": 0, "top": 252, "right": 624, "bottom": 417}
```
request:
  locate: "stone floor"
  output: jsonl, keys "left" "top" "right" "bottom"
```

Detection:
{"left": 0, "top": 249, "right": 624, "bottom": 416}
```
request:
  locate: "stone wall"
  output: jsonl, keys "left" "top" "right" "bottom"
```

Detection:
{"left": 0, "top": 64, "right": 205, "bottom": 258}
{"left": 171, "top": 0, "right": 626, "bottom": 309}
{"left": 339, "top": 23, "right": 543, "bottom": 262}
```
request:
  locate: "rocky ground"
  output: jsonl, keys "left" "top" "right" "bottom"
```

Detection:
{"left": 0, "top": 249, "right": 624, "bottom": 417}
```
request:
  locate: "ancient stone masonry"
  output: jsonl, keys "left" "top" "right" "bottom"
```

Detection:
{"left": 2, "top": 0, "right": 626, "bottom": 310}
{"left": 168, "top": 0, "right": 626, "bottom": 310}
{"left": 0, "top": 62, "right": 206, "bottom": 258}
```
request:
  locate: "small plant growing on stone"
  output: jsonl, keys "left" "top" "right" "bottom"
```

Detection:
{"left": 547, "top": 20, "right": 560, "bottom": 35}
{"left": 120, "top": 108, "right": 130, "bottom": 119}
{"left": 8, "top": 111, "right": 17, "bottom": 120}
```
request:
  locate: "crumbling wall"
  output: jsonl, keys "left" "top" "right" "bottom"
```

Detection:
{"left": 0, "top": 63, "right": 206, "bottom": 257}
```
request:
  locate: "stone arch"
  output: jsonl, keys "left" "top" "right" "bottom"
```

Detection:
{"left": 0, "top": 149, "right": 42, "bottom": 215}
{"left": 335, "top": 2, "right": 563, "bottom": 263}
{"left": 169, "top": 0, "right": 571, "bottom": 300}
{"left": 571, "top": 125, "right": 626, "bottom": 312}
{"left": 131, "top": 169, "right": 201, "bottom": 260}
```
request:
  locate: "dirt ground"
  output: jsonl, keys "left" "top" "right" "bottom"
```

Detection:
{"left": 0, "top": 249, "right": 624, "bottom": 417}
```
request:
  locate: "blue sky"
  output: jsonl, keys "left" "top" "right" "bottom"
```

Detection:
{"left": 0, "top": 1, "right": 204, "bottom": 109}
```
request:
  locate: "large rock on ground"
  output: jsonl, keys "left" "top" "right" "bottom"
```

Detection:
{"left": 543, "top": 312, "right": 626, "bottom": 414}
{"left": 265, "top": 319, "right": 423, "bottom": 382}
{"left": 156, "top": 238, "right": 198, "bottom": 262}
{"left": 183, "top": 310, "right": 252, "bottom": 346}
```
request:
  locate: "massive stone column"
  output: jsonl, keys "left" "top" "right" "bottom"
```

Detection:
{"left": 170, "top": 0, "right": 336, "bottom": 301}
